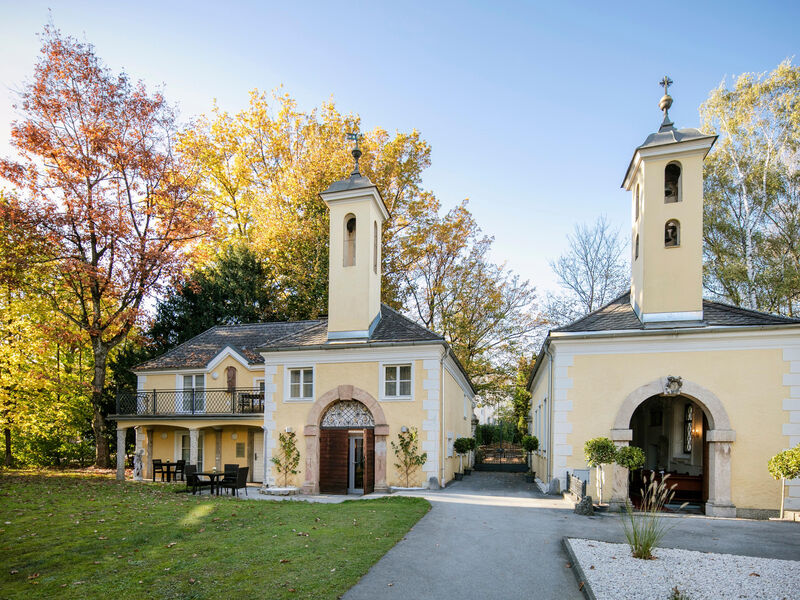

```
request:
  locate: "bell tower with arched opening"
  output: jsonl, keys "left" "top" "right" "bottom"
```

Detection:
{"left": 320, "top": 134, "right": 390, "bottom": 341}
{"left": 622, "top": 77, "right": 717, "bottom": 324}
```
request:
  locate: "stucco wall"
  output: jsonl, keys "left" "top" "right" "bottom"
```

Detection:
{"left": 553, "top": 333, "right": 794, "bottom": 511}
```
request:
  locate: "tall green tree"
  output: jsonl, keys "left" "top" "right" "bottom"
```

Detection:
{"left": 149, "top": 244, "right": 279, "bottom": 351}
{"left": 701, "top": 60, "right": 800, "bottom": 315}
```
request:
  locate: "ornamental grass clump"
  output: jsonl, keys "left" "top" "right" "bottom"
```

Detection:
{"left": 621, "top": 473, "right": 685, "bottom": 560}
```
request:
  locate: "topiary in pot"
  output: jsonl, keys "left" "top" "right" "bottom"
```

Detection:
{"left": 464, "top": 438, "right": 477, "bottom": 474}
{"left": 522, "top": 435, "right": 539, "bottom": 481}
{"left": 584, "top": 437, "right": 617, "bottom": 504}
{"left": 615, "top": 446, "right": 645, "bottom": 470}
{"left": 768, "top": 443, "right": 800, "bottom": 519}
{"left": 453, "top": 437, "right": 472, "bottom": 480}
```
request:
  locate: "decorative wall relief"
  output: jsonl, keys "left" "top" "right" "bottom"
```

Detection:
{"left": 663, "top": 375, "right": 683, "bottom": 396}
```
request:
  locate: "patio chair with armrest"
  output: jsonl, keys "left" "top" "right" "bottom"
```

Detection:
{"left": 222, "top": 464, "right": 239, "bottom": 485}
{"left": 152, "top": 459, "right": 165, "bottom": 482}
{"left": 220, "top": 466, "right": 249, "bottom": 497}
{"left": 174, "top": 460, "right": 186, "bottom": 482}
{"left": 185, "top": 464, "right": 212, "bottom": 495}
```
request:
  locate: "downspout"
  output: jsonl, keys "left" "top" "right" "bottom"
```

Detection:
{"left": 440, "top": 346, "right": 449, "bottom": 487}
{"left": 544, "top": 342, "right": 554, "bottom": 485}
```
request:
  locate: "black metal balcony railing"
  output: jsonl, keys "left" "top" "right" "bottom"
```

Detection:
{"left": 115, "top": 388, "right": 265, "bottom": 416}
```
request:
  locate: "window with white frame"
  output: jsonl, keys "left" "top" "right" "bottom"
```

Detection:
{"left": 384, "top": 364, "right": 412, "bottom": 398}
{"left": 288, "top": 368, "right": 313, "bottom": 400}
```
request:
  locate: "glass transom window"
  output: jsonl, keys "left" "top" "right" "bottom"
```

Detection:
{"left": 289, "top": 368, "right": 313, "bottom": 400}
{"left": 384, "top": 364, "right": 412, "bottom": 398}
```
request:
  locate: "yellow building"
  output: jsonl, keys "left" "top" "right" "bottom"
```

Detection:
{"left": 528, "top": 86, "right": 800, "bottom": 519}
{"left": 113, "top": 148, "right": 475, "bottom": 493}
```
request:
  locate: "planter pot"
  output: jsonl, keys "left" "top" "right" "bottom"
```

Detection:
{"left": 464, "top": 468, "right": 472, "bottom": 476}
{"left": 259, "top": 486, "right": 300, "bottom": 496}
{"left": 454, "top": 472, "right": 463, "bottom": 481}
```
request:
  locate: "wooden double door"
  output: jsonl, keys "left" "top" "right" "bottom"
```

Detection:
{"left": 319, "top": 428, "right": 375, "bottom": 494}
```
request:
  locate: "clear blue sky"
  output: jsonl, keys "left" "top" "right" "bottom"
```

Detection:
{"left": 2, "top": 1, "right": 798, "bottom": 296}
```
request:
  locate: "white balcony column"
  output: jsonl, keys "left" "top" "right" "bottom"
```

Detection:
{"left": 189, "top": 428, "right": 199, "bottom": 467}
{"left": 116, "top": 426, "right": 128, "bottom": 481}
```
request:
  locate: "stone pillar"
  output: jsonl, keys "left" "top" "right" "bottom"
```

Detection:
{"left": 705, "top": 429, "right": 736, "bottom": 517}
{"left": 302, "top": 425, "right": 319, "bottom": 494}
{"left": 262, "top": 425, "right": 269, "bottom": 487}
{"left": 215, "top": 429, "right": 222, "bottom": 471}
{"left": 145, "top": 428, "right": 154, "bottom": 480}
{"left": 246, "top": 429, "right": 255, "bottom": 483}
{"left": 189, "top": 428, "right": 199, "bottom": 467}
{"left": 116, "top": 426, "right": 128, "bottom": 481}
{"left": 609, "top": 428, "right": 633, "bottom": 511}
{"left": 374, "top": 424, "right": 389, "bottom": 493}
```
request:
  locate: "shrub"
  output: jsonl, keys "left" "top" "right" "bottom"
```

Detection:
{"left": 767, "top": 444, "right": 800, "bottom": 518}
{"left": 270, "top": 431, "right": 300, "bottom": 487}
{"left": 615, "top": 446, "right": 645, "bottom": 470}
{"left": 391, "top": 427, "right": 428, "bottom": 487}
{"left": 621, "top": 473, "right": 682, "bottom": 559}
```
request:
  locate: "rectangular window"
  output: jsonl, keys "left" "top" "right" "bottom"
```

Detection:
{"left": 384, "top": 364, "right": 412, "bottom": 398}
{"left": 289, "top": 368, "right": 313, "bottom": 400}
{"left": 181, "top": 374, "right": 205, "bottom": 412}
{"left": 236, "top": 442, "right": 245, "bottom": 458}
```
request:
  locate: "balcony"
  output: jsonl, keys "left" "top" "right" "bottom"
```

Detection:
{"left": 115, "top": 388, "right": 264, "bottom": 417}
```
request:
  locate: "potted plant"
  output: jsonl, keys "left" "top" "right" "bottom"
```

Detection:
{"left": 464, "top": 438, "right": 477, "bottom": 475}
{"left": 522, "top": 435, "right": 539, "bottom": 482}
{"left": 768, "top": 443, "right": 800, "bottom": 519}
{"left": 584, "top": 436, "right": 617, "bottom": 506}
{"left": 453, "top": 437, "right": 471, "bottom": 480}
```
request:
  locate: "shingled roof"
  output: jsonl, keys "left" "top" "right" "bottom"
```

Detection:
{"left": 135, "top": 304, "right": 443, "bottom": 372}
{"left": 554, "top": 291, "right": 800, "bottom": 333}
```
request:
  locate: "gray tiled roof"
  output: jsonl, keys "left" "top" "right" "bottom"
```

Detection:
{"left": 554, "top": 291, "right": 800, "bottom": 333}
{"left": 134, "top": 321, "right": 315, "bottom": 371}
{"left": 135, "top": 305, "right": 443, "bottom": 371}
{"left": 257, "top": 304, "right": 443, "bottom": 350}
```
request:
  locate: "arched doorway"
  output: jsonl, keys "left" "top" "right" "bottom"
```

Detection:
{"left": 302, "top": 385, "right": 389, "bottom": 495}
{"left": 610, "top": 377, "right": 736, "bottom": 517}
{"left": 628, "top": 395, "right": 707, "bottom": 511}
{"left": 319, "top": 400, "right": 375, "bottom": 494}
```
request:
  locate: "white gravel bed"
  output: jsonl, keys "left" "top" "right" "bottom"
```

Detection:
{"left": 568, "top": 538, "right": 800, "bottom": 600}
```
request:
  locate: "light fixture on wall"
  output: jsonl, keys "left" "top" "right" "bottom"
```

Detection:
{"left": 285, "top": 426, "right": 293, "bottom": 433}
{"left": 231, "top": 432, "right": 238, "bottom": 440}
{"left": 161, "top": 432, "right": 168, "bottom": 439}
{"left": 211, "top": 372, "right": 219, "bottom": 380}
{"left": 400, "top": 426, "right": 408, "bottom": 433}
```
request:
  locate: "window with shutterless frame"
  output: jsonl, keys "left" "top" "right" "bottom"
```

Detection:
{"left": 382, "top": 363, "right": 412, "bottom": 399}
{"left": 288, "top": 367, "right": 314, "bottom": 400}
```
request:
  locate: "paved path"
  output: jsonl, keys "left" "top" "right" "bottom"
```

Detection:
{"left": 343, "top": 472, "right": 800, "bottom": 600}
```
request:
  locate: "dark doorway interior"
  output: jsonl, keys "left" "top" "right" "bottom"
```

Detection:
{"left": 629, "top": 394, "right": 707, "bottom": 512}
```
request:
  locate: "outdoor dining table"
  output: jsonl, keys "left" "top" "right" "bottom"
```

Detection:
{"left": 196, "top": 471, "right": 225, "bottom": 495}
{"left": 158, "top": 461, "right": 180, "bottom": 482}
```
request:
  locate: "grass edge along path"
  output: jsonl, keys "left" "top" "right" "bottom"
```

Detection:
{"left": 0, "top": 470, "right": 430, "bottom": 599}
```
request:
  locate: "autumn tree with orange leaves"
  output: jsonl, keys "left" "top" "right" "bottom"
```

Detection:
{"left": 0, "top": 27, "right": 211, "bottom": 467}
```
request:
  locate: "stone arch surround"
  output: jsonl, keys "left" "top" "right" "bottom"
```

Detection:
{"left": 302, "top": 385, "right": 389, "bottom": 494}
{"left": 609, "top": 377, "right": 736, "bottom": 518}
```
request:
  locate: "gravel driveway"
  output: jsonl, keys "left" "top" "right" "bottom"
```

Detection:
{"left": 343, "top": 472, "right": 800, "bottom": 600}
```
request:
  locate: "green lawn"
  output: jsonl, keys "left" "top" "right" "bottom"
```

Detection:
{"left": 0, "top": 470, "right": 429, "bottom": 599}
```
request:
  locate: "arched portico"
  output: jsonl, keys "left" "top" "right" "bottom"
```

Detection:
{"left": 302, "top": 385, "right": 389, "bottom": 494}
{"left": 608, "top": 377, "right": 736, "bottom": 517}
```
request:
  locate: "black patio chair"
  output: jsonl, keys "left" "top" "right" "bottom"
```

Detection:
{"left": 153, "top": 459, "right": 165, "bottom": 482}
{"left": 220, "top": 466, "right": 249, "bottom": 497}
{"left": 174, "top": 459, "right": 186, "bottom": 482}
{"left": 222, "top": 463, "right": 239, "bottom": 485}
{"left": 185, "top": 464, "right": 212, "bottom": 495}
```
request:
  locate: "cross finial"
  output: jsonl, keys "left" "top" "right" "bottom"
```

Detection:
{"left": 346, "top": 132, "right": 363, "bottom": 176}
{"left": 659, "top": 75, "right": 673, "bottom": 96}
{"left": 658, "top": 75, "right": 675, "bottom": 132}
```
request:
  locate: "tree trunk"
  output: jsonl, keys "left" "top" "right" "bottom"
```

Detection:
{"left": 3, "top": 427, "right": 12, "bottom": 467}
{"left": 91, "top": 340, "right": 111, "bottom": 468}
